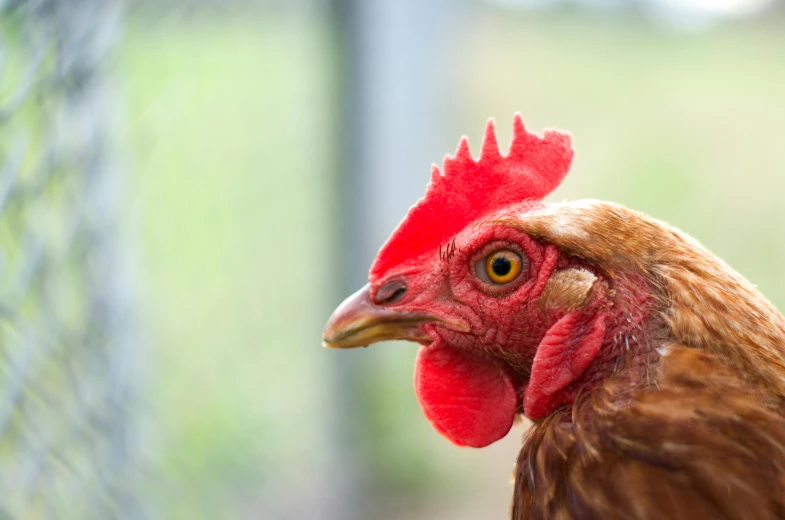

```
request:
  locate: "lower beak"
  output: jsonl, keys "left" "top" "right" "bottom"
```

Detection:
{"left": 323, "top": 284, "right": 437, "bottom": 349}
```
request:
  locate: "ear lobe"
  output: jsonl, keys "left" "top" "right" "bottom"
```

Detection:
{"left": 524, "top": 311, "right": 607, "bottom": 419}
{"left": 414, "top": 344, "right": 518, "bottom": 448}
{"left": 539, "top": 268, "right": 598, "bottom": 311}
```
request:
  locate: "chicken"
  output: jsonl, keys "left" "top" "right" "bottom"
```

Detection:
{"left": 323, "top": 114, "right": 785, "bottom": 519}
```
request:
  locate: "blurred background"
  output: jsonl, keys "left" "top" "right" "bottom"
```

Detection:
{"left": 0, "top": 0, "right": 784, "bottom": 518}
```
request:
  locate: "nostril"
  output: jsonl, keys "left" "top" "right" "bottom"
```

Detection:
{"left": 375, "top": 279, "right": 407, "bottom": 305}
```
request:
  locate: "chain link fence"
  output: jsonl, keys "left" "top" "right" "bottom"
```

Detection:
{"left": 0, "top": 1, "right": 142, "bottom": 518}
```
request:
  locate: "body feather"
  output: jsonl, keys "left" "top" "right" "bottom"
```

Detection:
{"left": 513, "top": 347, "right": 785, "bottom": 520}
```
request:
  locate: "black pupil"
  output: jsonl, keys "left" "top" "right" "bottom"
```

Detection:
{"left": 491, "top": 256, "right": 512, "bottom": 277}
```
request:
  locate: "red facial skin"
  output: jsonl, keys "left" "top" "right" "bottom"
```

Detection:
{"left": 370, "top": 204, "right": 658, "bottom": 447}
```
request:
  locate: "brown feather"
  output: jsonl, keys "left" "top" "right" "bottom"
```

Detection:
{"left": 512, "top": 346, "right": 785, "bottom": 520}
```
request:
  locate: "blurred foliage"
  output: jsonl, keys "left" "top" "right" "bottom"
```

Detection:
{"left": 122, "top": 6, "right": 785, "bottom": 519}
{"left": 124, "top": 14, "right": 337, "bottom": 518}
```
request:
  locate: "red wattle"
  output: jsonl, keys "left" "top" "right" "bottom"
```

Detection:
{"left": 524, "top": 311, "right": 607, "bottom": 419}
{"left": 414, "top": 344, "right": 518, "bottom": 448}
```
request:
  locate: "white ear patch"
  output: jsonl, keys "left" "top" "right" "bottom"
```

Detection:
{"left": 539, "top": 268, "right": 597, "bottom": 311}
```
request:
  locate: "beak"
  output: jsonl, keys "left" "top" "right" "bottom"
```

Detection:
{"left": 323, "top": 284, "right": 438, "bottom": 349}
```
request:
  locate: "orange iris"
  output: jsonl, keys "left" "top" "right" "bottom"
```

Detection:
{"left": 484, "top": 250, "right": 523, "bottom": 284}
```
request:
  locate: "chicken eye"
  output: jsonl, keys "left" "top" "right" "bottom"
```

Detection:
{"left": 483, "top": 250, "right": 523, "bottom": 285}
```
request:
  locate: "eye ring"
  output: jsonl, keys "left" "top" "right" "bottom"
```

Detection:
{"left": 479, "top": 249, "right": 523, "bottom": 285}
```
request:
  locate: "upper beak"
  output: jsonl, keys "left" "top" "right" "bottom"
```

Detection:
{"left": 323, "top": 284, "right": 438, "bottom": 349}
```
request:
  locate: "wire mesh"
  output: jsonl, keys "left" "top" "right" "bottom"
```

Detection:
{"left": 0, "top": 1, "right": 141, "bottom": 518}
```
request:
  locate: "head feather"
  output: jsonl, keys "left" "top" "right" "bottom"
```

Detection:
{"left": 370, "top": 114, "right": 574, "bottom": 281}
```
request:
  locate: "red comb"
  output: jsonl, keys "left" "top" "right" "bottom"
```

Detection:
{"left": 370, "top": 114, "right": 574, "bottom": 280}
